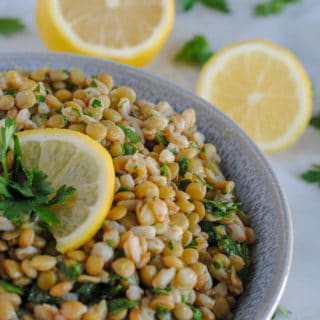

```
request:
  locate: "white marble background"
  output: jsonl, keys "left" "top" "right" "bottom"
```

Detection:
{"left": 1, "top": 1, "right": 320, "bottom": 319}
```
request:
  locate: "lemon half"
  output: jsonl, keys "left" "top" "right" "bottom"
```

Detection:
{"left": 18, "top": 129, "right": 115, "bottom": 253}
{"left": 197, "top": 40, "right": 312, "bottom": 154}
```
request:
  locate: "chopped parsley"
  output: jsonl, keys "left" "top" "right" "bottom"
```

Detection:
{"left": 168, "top": 240, "right": 174, "bottom": 250}
{"left": 91, "top": 99, "right": 102, "bottom": 108}
{"left": 160, "top": 163, "right": 169, "bottom": 177}
{"left": 178, "top": 179, "right": 192, "bottom": 191}
{"left": 186, "top": 236, "right": 199, "bottom": 248}
{"left": 116, "top": 123, "right": 140, "bottom": 143}
{"left": 57, "top": 261, "right": 81, "bottom": 281}
{"left": 61, "top": 115, "right": 68, "bottom": 126}
{"left": 108, "top": 298, "right": 139, "bottom": 315}
{"left": 36, "top": 95, "right": 45, "bottom": 103}
{"left": 219, "top": 237, "right": 250, "bottom": 265}
{"left": 0, "top": 280, "right": 23, "bottom": 295}
{"left": 6, "top": 89, "right": 17, "bottom": 96}
{"left": 156, "top": 304, "right": 171, "bottom": 315}
{"left": 151, "top": 287, "right": 172, "bottom": 295}
{"left": 194, "top": 173, "right": 213, "bottom": 189}
{"left": 178, "top": 157, "right": 190, "bottom": 176}
{"left": 213, "top": 261, "right": 222, "bottom": 269}
{"left": 90, "top": 80, "right": 98, "bottom": 88}
{"left": 175, "top": 35, "right": 214, "bottom": 66}
{"left": 202, "top": 199, "right": 241, "bottom": 217}
{"left": 121, "top": 142, "right": 138, "bottom": 155}
{"left": 155, "top": 134, "right": 168, "bottom": 145}
{"left": 105, "top": 239, "right": 114, "bottom": 247}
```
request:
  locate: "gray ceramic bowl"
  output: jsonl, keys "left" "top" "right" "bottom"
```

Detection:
{"left": 0, "top": 52, "right": 293, "bottom": 320}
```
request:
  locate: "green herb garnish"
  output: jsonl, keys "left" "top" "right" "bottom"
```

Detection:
{"left": 178, "top": 157, "right": 190, "bottom": 176}
{"left": 310, "top": 114, "right": 320, "bottom": 129}
{"left": 155, "top": 134, "right": 168, "bottom": 145}
{"left": 90, "top": 80, "right": 98, "bottom": 88}
{"left": 0, "top": 280, "right": 23, "bottom": 295}
{"left": 57, "top": 261, "right": 81, "bottom": 281}
{"left": 61, "top": 115, "right": 68, "bottom": 127}
{"left": 160, "top": 163, "right": 169, "bottom": 177}
{"left": 91, "top": 99, "right": 102, "bottom": 108}
{"left": 151, "top": 287, "right": 172, "bottom": 295}
{"left": 36, "top": 95, "right": 45, "bottom": 103}
{"left": 27, "top": 285, "right": 61, "bottom": 305}
{"left": 168, "top": 240, "right": 174, "bottom": 250}
{"left": 199, "top": 220, "right": 217, "bottom": 246}
{"left": 178, "top": 179, "right": 192, "bottom": 191}
{"left": 116, "top": 123, "right": 139, "bottom": 143}
{"left": 0, "top": 119, "right": 76, "bottom": 227}
{"left": 175, "top": 35, "right": 213, "bottom": 66}
{"left": 213, "top": 261, "right": 222, "bottom": 269}
{"left": 108, "top": 298, "right": 139, "bottom": 315}
{"left": 188, "top": 304, "right": 203, "bottom": 320}
{"left": 0, "top": 18, "right": 25, "bottom": 36}
{"left": 272, "top": 305, "right": 292, "bottom": 319}
{"left": 181, "top": 0, "right": 230, "bottom": 13}
{"left": 202, "top": 199, "right": 241, "bottom": 217}
{"left": 301, "top": 164, "right": 320, "bottom": 187}
{"left": 255, "top": 0, "right": 301, "bottom": 16}
{"left": 219, "top": 237, "right": 250, "bottom": 265}
{"left": 105, "top": 239, "right": 114, "bottom": 247}
{"left": 194, "top": 173, "right": 213, "bottom": 189}
{"left": 186, "top": 236, "right": 199, "bottom": 248}
{"left": 6, "top": 89, "right": 17, "bottom": 96}
{"left": 156, "top": 304, "right": 171, "bottom": 315}
{"left": 121, "top": 142, "right": 138, "bottom": 155}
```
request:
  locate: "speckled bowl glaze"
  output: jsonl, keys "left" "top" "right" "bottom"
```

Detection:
{"left": 0, "top": 52, "right": 293, "bottom": 320}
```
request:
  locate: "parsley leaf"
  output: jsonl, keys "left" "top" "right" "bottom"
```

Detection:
{"left": 160, "top": 163, "right": 169, "bottom": 177}
{"left": 194, "top": 173, "right": 213, "bottom": 189}
{"left": 186, "top": 236, "right": 199, "bottom": 248}
{"left": 272, "top": 305, "right": 292, "bottom": 319}
{"left": 121, "top": 142, "right": 138, "bottom": 155}
{"left": 0, "top": 18, "right": 25, "bottom": 36}
{"left": 90, "top": 80, "right": 98, "bottom": 88}
{"left": 155, "top": 134, "right": 168, "bottom": 145}
{"left": 116, "top": 124, "right": 140, "bottom": 143}
{"left": 36, "top": 95, "right": 45, "bottom": 103}
{"left": 178, "top": 157, "right": 190, "bottom": 176}
{"left": 182, "top": 0, "right": 197, "bottom": 11}
{"left": 255, "top": 0, "right": 301, "bottom": 16}
{"left": 219, "top": 237, "right": 250, "bottom": 265}
{"left": 175, "top": 35, "right": 213, "bottom": 66}
{"left": 156, "top": 304, "right": 171, "bottom": 315}
{"left": 6, "top": 89, "right": 17, "bottom": 96}
{"left": 178, "top": 179, "right": 192, "bottom": 191}
{"left": 57, "top": 261, "right": 81, "bottom": 281}
{"left": 151, "top": 287, "right": 172, "bottom": 295}
{"left": 199, "top": 220, "right": 217, "bottom": 246}
{"left": 0, "top": 119, "right": 76, "bottom": 227}
{"left": 201, "top": 0, "right": 230, "bottom": 13}
{"left": 108, "top": 298, "right": 139, "bottom": 315}
{"left": 188, "top": 304, "right": 203, "bottom": 320}
{"left": 27, "top": 285, "right": 61, "bottom": 305}
{"left": 92, "top": 99, "right": 102, "bottom": 108}
{"left": 301, "top": 164, "right": 320, "bottom": 187}
{"left": 202, "top": 199, "right": 241, "bottom": 217}
{"left": 310, "top": 114, "right": 320, "bottom": 129}
{"left": 0, "top": 280, "right": 23, "bottom": 295}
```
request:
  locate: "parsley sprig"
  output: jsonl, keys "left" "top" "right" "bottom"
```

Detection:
{"left": 0, "top": 17, "right": 25, "bottom": 36}
{"left": 0, "top": 119, "right": 76, "bottom": 227}
{"left": 255, "top": 0, "right": 301, "bottom": 16}
{"left": 301, "top": 164, "right": 320, "bottom": 187}
{"left": 203, "top": 199, "right": 241, "bottom": 217}
{"left": 175, "top": 35, "right": 214, "bottom": 66}
{"left": 181, "top": 0, "right": 230, "bottom": 13}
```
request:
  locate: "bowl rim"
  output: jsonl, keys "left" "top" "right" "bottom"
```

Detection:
{"left": 0, "top": 51, "right": 293, "bottom": 320}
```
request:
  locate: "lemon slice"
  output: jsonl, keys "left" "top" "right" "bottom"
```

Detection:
{"left": 197, "top": 40, "right": 312, "bottom": 154}
{"left": 35, "top": 0, "right": 174, "bottom": 66}
{"left": 18, "top": 129, "right": 115, "bottom": 253}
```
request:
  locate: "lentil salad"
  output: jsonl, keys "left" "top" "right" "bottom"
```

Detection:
{"left": 0, "top": 68, "right": 256, "bottom": 320}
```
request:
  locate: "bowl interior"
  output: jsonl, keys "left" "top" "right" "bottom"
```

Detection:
{"left": 0, "top": 53, "right": 293, "bottom": 320}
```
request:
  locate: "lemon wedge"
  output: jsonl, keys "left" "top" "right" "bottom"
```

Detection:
{"left": 35, "top": 0, "right": 175, "bottom": 67}
{"left": 18, "top": 129, "right": 115, "bottom": 253}
{"left": 197, "top": 40, "right": 312, "bottom": 154}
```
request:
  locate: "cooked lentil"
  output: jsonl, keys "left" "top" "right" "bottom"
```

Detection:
{"left": 0, "top": 68, "right": 255, "bottom": 320}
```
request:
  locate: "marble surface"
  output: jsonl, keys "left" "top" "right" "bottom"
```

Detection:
{"left": 1, "top": 1, "right": 319, "bottom": 319}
